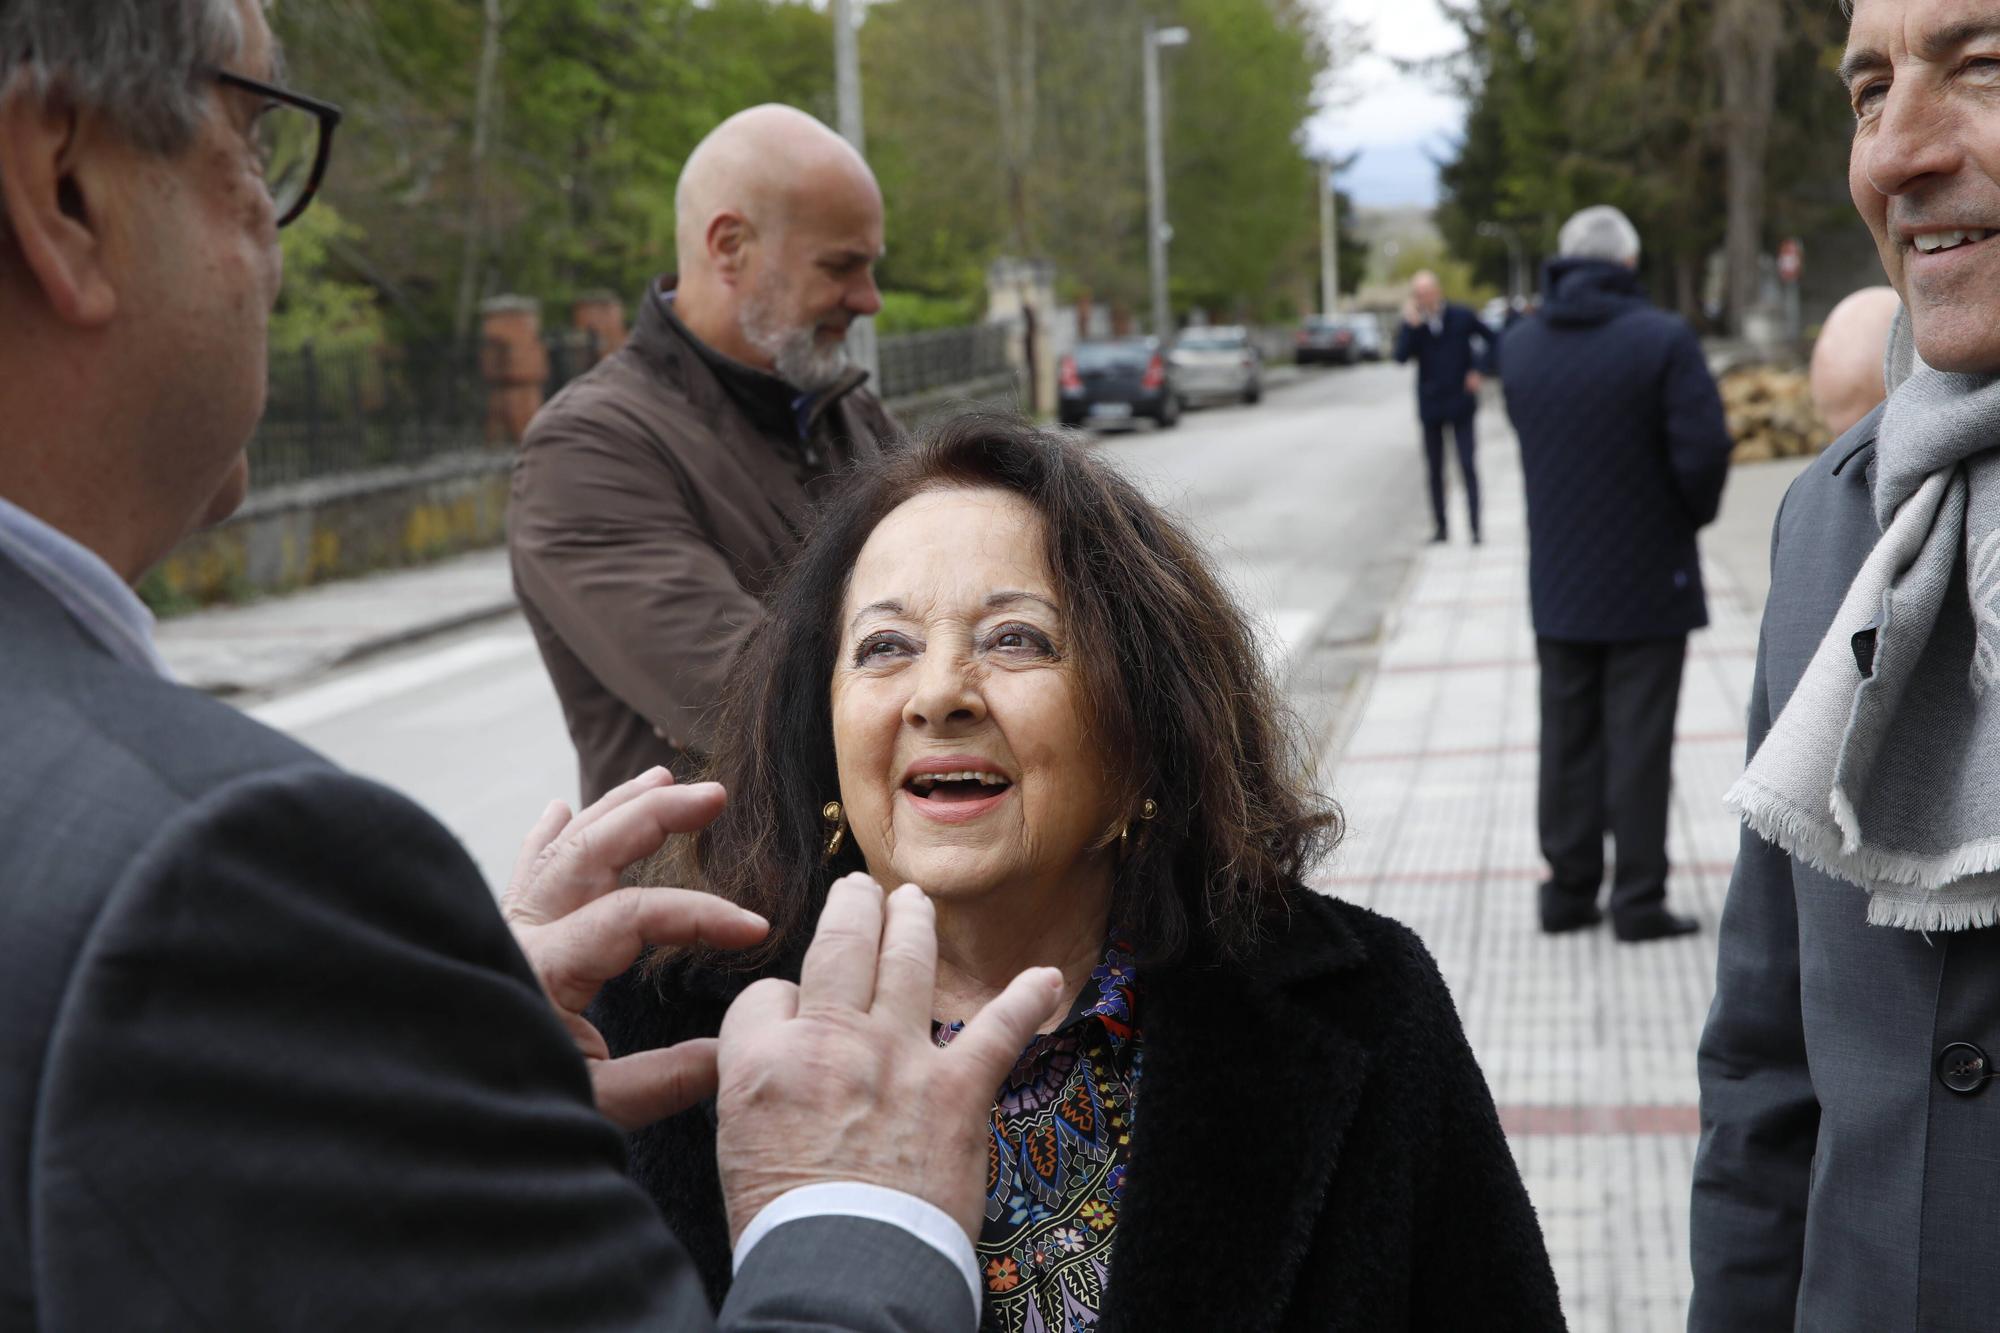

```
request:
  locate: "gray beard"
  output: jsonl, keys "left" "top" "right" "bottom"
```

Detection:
{"left": 740, "top": 293, "right": 850, "bottom": 393}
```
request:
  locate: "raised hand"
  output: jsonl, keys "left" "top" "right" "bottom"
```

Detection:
{"left": 501, "top": 767, "right": 769, "bottom": 1131}
{"left": 715, "top": 873, "right": 1064, "bottom": 1244}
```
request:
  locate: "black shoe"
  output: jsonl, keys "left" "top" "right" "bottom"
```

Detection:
{"left": 1540, "top": 902, "right": 1603, "bottom": 934}
{"left": 1428, "top": 531, "right": 1448, "bottom": 545}
{"left": 1472, "top": 531, "right": 1484, "bottom": 546}
{"left": 1538, "top": 881, "right": 1603, "bottom": 934}
{"left": 1612, "top": 908, "right": 1700, "bottom": 943}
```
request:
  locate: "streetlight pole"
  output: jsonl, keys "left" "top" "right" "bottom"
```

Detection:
{"left": 832, "top": 0, "right": 864, "bottom": 153}
{"left": 831, "top": 0, "right": 877, "bottom": 378}
{"left": 1319, "top": 159, "right": 1339, "bottom": 316}
{"left": 1144, "top": 22, "right": 1189, "bottom": 345}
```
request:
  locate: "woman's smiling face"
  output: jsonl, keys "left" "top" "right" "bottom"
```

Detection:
{"left": 831, "top": 486, "right": 1122, "bottom": 906}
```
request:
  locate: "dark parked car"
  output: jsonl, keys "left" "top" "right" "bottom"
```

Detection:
{"left": 1295, "top": 314, "right": 1356, "bottom": 365}
{"left": 1059, "top": 338, "right": 1181, "bottom": 429}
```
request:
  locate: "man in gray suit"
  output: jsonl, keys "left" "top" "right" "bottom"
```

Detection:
{"left": 0, "top": 3, "right": 1058, "bottom": 1328}
{"left": 1691, "top": 0, "right": 2000, "bottom": 1326}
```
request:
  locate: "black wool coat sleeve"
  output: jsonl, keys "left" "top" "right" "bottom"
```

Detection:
{"left": 595, "top": 889, "right": 1566, "bottom": 1332}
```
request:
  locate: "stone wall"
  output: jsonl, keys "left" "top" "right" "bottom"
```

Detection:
{"left": 148, "top": 449, "right": 514, "bottom": 608}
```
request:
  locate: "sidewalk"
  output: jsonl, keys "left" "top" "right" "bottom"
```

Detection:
{"left": 1315, "top": 420, "right": 1807, "bottom": 1332}
{"left": 155, "top": 546, "right": 516, "bottom": 697}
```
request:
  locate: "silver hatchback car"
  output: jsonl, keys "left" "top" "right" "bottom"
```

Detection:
{"left": 1168, "top": 326, "right": 1262, "bottom": 407}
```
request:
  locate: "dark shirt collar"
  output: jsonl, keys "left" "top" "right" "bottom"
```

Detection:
{"left": 646, "top": 277, "right": 871, "bottom": 449}
{"left": 934, "top": 935, "right": 1141, "bottom": 1056}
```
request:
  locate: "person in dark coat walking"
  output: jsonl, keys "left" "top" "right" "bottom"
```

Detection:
{"left": 1499, "top": 206, "right": 1732, "bottom": 942}
{"left": 1394, "top": 270, "right": 1499, "bottom": 543}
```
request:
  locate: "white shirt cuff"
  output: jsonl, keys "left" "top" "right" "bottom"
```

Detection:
{"left": 732, "top": 1181, "right": 981, "bottom": 1316}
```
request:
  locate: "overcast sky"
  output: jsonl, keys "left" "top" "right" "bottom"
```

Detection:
{"left": 1305, "top": 0, "right": 1466, "bottom": 209}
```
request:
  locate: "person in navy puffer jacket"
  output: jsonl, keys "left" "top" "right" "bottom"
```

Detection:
{"left": 1500, "top": 205, "right": 1734, "bottom": 944}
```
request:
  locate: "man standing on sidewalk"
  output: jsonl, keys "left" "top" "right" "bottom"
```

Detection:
{"left": 1393, "top": 270, "right": 1497, "bottom": 544}
{"left": 1692, "top": 1, "right": 2000, "bottom": 1325}
{"left": 511, "top": 104, "right": 897, "bottom": 803}
{"left": 1499, "top": 206, "right": 1732, "bottom": 942}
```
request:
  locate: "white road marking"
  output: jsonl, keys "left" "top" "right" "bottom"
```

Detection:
{"left": 249, "top": 631, "right": 539, "bottom": 734}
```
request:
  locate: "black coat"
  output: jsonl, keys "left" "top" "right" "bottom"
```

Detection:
{"left": 1393, "top": 302, "right": 1497, "bottom": 423}
{"left": 1500, "top": 258, "right": 1733, "bottom": 642}
{"left": 596, "top": 889, "right": 1567, "bottom": 1332}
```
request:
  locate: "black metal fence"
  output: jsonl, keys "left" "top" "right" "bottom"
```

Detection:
{"left": 249, "top": 343, "right": 487, "bottom": 491}
{"left": 877, "top": 323, "right": 1015, "bottom": 400}
{"left": 542, "top": 329, "right": 608, "bottom": 400}
{"left": 247, "top": 322, "right": 1016, "bottom": 493}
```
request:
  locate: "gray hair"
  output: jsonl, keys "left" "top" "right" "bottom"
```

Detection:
{"left": 0, "top": 0, "right": 246, "bottom": 156}
{"left": 1558, "top": 205, "right": 1642, "bottom": 264}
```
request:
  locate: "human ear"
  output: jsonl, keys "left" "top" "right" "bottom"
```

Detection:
{"left": 706, "top": 210, "right": 755, "bottom": 283}
{"left": 0, "top": 84, "right": 117, "bottom": 328}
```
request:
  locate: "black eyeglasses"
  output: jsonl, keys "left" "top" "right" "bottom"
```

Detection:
{"left": 211, "top": 70, "right": 342, "bottom": 229}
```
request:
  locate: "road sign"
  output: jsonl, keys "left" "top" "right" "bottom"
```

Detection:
{"left": 1777, "top": 237, "right": 1804, "bottom": 285}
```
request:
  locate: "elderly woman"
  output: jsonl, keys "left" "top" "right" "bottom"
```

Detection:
{"left": 594, "top": 415, "right": 1562, "bottom": 1330}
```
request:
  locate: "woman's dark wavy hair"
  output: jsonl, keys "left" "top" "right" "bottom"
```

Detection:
{"left": 685, "top": 411, "right": 1341, "bottom": 968}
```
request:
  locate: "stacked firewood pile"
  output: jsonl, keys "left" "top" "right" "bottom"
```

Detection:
{"left": 1720, "top": 365, "right": 1830, "bottom": 462}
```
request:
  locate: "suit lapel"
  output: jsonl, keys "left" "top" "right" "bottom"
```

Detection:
{"left": 1102, "top": 908, "right": 1370, "bottom": 1333}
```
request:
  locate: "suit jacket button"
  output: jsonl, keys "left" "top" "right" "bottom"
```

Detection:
{"left": 1938, "top": 1042, "right": 1991, "bottom": 1095}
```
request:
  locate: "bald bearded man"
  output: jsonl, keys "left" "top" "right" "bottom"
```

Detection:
{"left": 511, "top": 105, "right": 897, "bottom": 802}
{"left": 1808, "top": 285, "right": 1901, "bottom": 438}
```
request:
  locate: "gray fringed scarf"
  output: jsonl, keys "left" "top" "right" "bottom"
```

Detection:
{"left": 1727, "top": 312, "right": 2000, "bottom": 931}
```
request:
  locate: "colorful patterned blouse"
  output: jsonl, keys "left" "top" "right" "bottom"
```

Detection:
{"left": 935, "top": 939, "right": 1142, "bottom": 1333}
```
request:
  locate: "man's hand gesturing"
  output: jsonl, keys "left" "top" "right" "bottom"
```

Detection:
{"left": 715, "top": 873, "right": 1064, "bottom": 1245}
{"left": 502, "top": 767, "right": 769, "bottom": 1131}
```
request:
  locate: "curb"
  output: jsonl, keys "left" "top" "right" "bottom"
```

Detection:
{"left": 329, "top": 595, "right": 522, "bottom": 670}
{"left": 190, "top": 594, "right": 522, "bottom": 702}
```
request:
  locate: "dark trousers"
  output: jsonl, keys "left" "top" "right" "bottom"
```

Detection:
{"left": 1536, "top": 635, "right": 1687, "bottom": 919}
{"left": 1421, "top": 411, "right": 1480, "bottom": 538}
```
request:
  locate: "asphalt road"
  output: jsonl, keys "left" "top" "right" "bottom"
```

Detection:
{"left": 259, "top": 361, "right": 1430, "bottom": 890}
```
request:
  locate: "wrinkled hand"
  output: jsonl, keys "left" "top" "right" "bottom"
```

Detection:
{"left": 715, "top": 873, "right": 1064, "bottom": 1246}
{"left": 1465, "top": 370, "right": 1483, "bottom": 394}
{"left": 502, "top": 768, "right": 769, "bottom": 1131}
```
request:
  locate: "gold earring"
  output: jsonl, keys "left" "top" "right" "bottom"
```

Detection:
{"left": 822, "top": 800, "right": 847, "bottom": 859}
{"left": 1118, "top": 799, "right": 1159, "bottom": 861}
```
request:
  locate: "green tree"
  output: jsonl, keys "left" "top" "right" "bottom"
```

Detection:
{"left": 1430, "top": 0, "right": 1846, "bottom": 327}
{"left": 863, "top": 0, "right": 1342, "bottom": 321}
{"left": 271, "top": 204, "right": 387, "bottom": 355}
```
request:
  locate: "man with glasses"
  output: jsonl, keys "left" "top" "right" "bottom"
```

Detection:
{"left": 0, "top": 3, "right": 1056, "bottom": 1328}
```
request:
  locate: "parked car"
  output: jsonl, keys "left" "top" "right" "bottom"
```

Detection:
{"left": 1343, "top": 314, "right": 1385, "bottom": 362}
{"left": 1059, "top": 337, "right": 1181, "bottom": 429}
{"left": 1295, "top": 314, "right": 1355, "bottom": 365}
{"left": 1169, "top": 326, "right": 1262, "bottom": 406}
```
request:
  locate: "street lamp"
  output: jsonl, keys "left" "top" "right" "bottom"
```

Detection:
{"left": 831, "top": 0, "right": 878, "bottom": 379}
{"left": 1318, "top": 159, "right": 1339, "bottom": 317}
{"left": 1144, "top": 21, "right": 1189, "bottom": 345}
